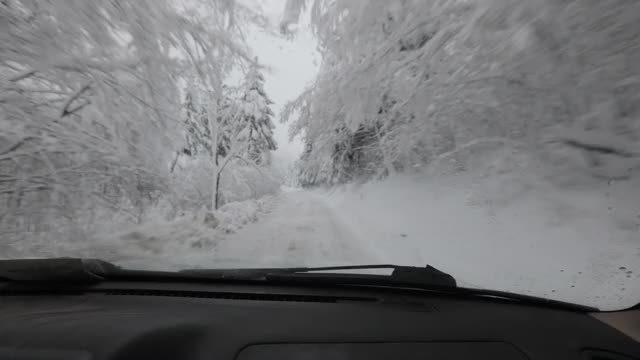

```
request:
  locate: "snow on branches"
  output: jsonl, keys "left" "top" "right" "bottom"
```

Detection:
{"left": 176, "top": 63, "right": 279, "bottom": 210}
{"left": 281, "top": 0, "right": 640, "bottom": 186}
{"left": 0, "top": 0, "right": 254, "bottom": 240}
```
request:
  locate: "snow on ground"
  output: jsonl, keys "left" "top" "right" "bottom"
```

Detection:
{"left": 88, "top": 196, "right": 277, "bottom": 270}
{"left": 321, "top": 174, "right": 640, "bottom": 311}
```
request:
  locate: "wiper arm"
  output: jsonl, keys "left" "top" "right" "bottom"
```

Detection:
{"left": 182, "top": 264, "right": 458, "bottom": 288}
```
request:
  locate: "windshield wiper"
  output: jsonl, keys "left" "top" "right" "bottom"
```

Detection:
{"left": 181, "top": 264, "right": 458, "bottom": 288}
{"left": 0, "top": 258, "right": 457, "bottom": 289}
{"left": 0, "top": 258, "right": 596, "bottom": 312}
{"left": 0, "top": 258, "right": 192, "bottom": 283}
{"left": 0, "top": 258, "right": 117, "bottom": 282}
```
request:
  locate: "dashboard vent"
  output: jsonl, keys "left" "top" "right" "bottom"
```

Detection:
{"left": 102, "top": 289, "right": 377, "bottom": 303}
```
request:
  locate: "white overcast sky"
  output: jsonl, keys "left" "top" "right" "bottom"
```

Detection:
{"left": 245, "top": 0, "right": 319, "bottom": 166}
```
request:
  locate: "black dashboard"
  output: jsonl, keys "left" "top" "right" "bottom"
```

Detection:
{"left": 0, "top": 280, "right": 638, "bottom": 360}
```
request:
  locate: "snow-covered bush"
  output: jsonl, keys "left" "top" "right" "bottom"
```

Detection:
{"left": 220, "top": 161, "right": 281, "bottom": 204}
{"left": 217, "top": 195, "right": 275, "bottom": 233}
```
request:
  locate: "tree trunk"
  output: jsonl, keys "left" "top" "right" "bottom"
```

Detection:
{"left": 248, "top": 126, "right": 254, "bottom": 162}
{"left": 169, "top": 151, "right": 181, "bottom": 173}
{"left": 207, "top": 90, "right": 220, "bottom": 212}
{"left": 375, "top": 123, "right": 395, "bottom": 178}
{"left": 214, "top": 171, "right": 221, "bottom": 210}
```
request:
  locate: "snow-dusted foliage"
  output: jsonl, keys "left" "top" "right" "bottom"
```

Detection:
{"left": 281, "top": 0, "right": 640, "bottom": 185}
{"left": 0, "top": 0, "right": 256, "bottom": 246}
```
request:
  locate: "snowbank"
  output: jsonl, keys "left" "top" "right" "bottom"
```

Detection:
{"left": 216, "top": 195, "right": 276, "bottom": 234}
{"left": 104, "top": 195, "right": 277, "bottom": 270}
{"left": 2, "top": 195, "right": 277, "bottom": 271}
{"left": 323, "top": 171, "right": 640, "bottom": 310}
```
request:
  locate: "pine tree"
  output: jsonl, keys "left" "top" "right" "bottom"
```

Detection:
{"left": 182, "top": 91, "right": 211, "bottom": 157}
{"left": 181, "top": 86, "right": 241, "bottom": 159}
{"left": 237, "top": 60, "right": 277, "bottom": 164}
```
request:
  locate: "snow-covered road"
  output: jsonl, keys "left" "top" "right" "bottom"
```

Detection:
{"left": 211, "top": 190, "right": 383, "bottom": 268}
{"left": 107, "top": 175, "right": 639, "bottom": 310}
{"left": 210, "top": 176, "right": 640, "bottom": 310}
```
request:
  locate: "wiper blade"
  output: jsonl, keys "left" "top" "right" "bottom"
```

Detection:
{"left": 0, "top": 258, "right": 118, "bottom": 282}
{"left": 182, "top": 264, "right": 458, "bottom": 288}
{"left": 0, "top": 258, "right": 186, "bottom": 283}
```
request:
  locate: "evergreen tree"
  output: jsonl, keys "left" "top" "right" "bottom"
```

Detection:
{"left": 181, "top": 86, "right": 239, "bottom": 159}
{"left": 237, "top": 61, "right": 278, "bottom": 164}
{"left": 182, "top": 91, "right": 211, "bottom": 157}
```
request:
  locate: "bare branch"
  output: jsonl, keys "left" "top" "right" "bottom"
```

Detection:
{"left": 8, "top": 69, "right": 37, "bottom": 82}
{"left": 60, "top": 83, "right": 92, "bottom": 118}
{"left": 0, "top": 137, "right": 35, "bottom": 156}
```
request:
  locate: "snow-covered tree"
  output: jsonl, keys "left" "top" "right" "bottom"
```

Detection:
{"left": 175, "top": 81, "right": 278, "bottom": 210}
{"left": 179, "top": 86, "right": 240, "bottom": 160}
{"left": 237, "top": 61, "right": 278, "bottom": 165}
{"left": 0, "top": 0, "right": 255, "bottom": 240}
{"left": 281, "top": 0, "right": 640, "bottom": 185}
{"left": 182, "top": 91, "right": 211, "bottom": 158}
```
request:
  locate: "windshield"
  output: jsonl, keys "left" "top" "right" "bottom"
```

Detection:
{"left": 1, "top": 0, "right": 638, "bottom": 311}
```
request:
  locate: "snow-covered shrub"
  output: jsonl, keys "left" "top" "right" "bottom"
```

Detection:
{"left": 170, "top": 156, "right": 214, "bottom": 212}
{"left": 217, "top": 195, "right": 275, "bottom": 233}
{"left": 220, "top": 161, "right": 281, "bottom": 204}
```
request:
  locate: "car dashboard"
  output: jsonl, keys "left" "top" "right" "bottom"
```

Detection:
{"left": 0, "top": 280, "right": 638, "bottom": 360}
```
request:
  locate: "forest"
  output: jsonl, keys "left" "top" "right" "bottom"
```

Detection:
{"left": 1, "top": 0, "right": 639, "bottom": 277}
{"left": 282, "top": 0, "right": 640, "bottom": 190}
{"left": 0, "top": 0, "right": 279, "bottom": 253}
